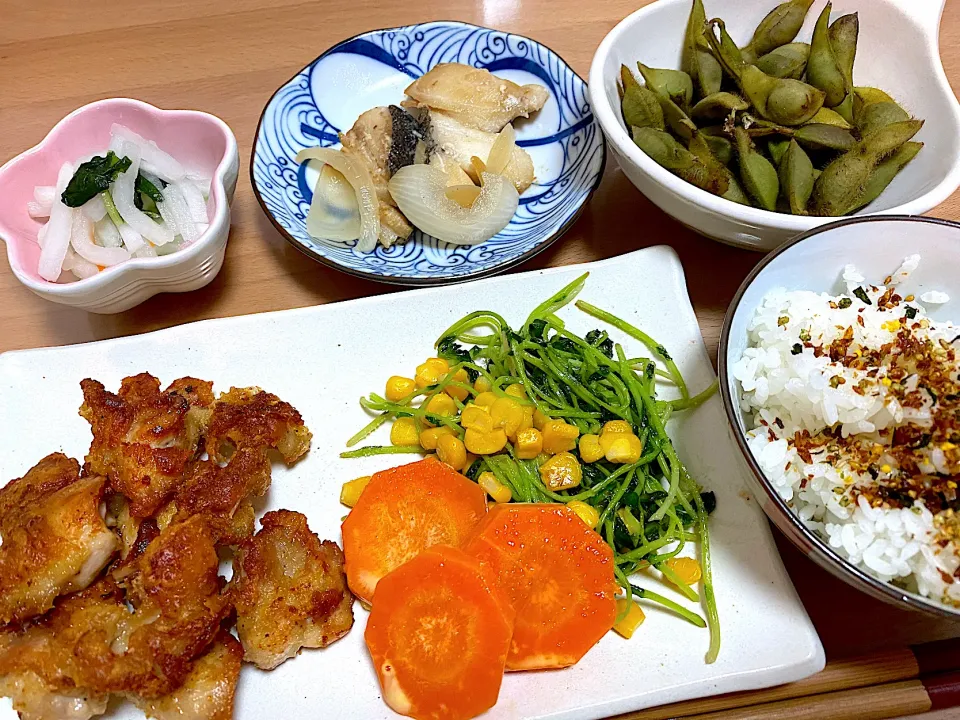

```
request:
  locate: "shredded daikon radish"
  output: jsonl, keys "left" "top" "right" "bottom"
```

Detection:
{"left": 37, "top": 221, "right": 50, "bottom": 249}
{"left": 158, "top": 183, "right": 200, "bottom": 243}
{"left": 63, "top": 246, "right": 99, "bottom": 280}
{"left": 37, "top": 162, "right": 76, "bottom": 282}
{"left": 133, "top": 244, "right": 158, "bottom": 258}
{"left": 27, "top": 201, "right": 50, "bottom": 218}
{"left": 70, "top": 212, "right": 129, "bottom": 267}
{"left": 82, "top": 194, "right": 107, "bottom": 222}
{"left": 111, "top": 124, "right": 186, "bottom": 182}
{"left": 111, "top": 141, "right": 174, "bottom": 246}
{"left": 95, "top": 217, "right": 123, "bottom": 248}
{"left": 34, "top": 186, "right": 56, "bottom": 206}
{"left": 176, "top": 180, "right": 208, "bottom": 224}
{"left": 186, "top": 174, "right": 212, "bottom": 198}
{"left": 117, "top": 223, "right": 145, "bottom": 254}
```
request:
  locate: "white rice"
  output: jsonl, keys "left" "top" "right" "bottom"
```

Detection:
{"left": 733, "top": 256, "right": 960, "bottom": 608}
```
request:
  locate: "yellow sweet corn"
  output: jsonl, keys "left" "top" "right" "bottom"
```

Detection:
{"left": 437, "top": 433, "right": 468, "bottom": 471}
{"left": 533, "top": 409, "right": 551, "bottom": 430}
{"left": 461, "top": 404, "right": 494, "bottom": 433}
{"left": 613, "top": 599, "right": 646, "bottom": 638}
{"left": 491, "top": 396, "right": 526, "bottom": 437}
{"left": 566, "top": 500, "right": 600, "bottom": 529}
{"left": 478, "top": 471, "right": 512, "bottom": 503}
{"left": 390, "top": 417, "right": 419, "bottom": 446}
{"left": 578, "top": 434, "right": 604, "bottom": 463}
{"left": 515, "top": 428, "right": 543, "bottom": 459}
{"left": 385, "top": 375, "right": 416, "bottom": 402}
{"left": 474, "top": 375, "right": 492, "bottom": 393}
{"left": 415, "top": 357, "right": 450, "bottom": 388}
{"left": 420, "top": 426, "right": 455, "bottom": 451}
{"left": 602, "top": 420, "right": 633, "bottom": 436}
{"left": 444, "top": 368, "right": 471, "bottom": 402}
{"left": 666, "top": 557, "right": 702, "bottom": 586}
{"left": 540, "top": 451, "right": 582, "bottom": 491}
{"left": 425, "top": 392, "right": 457, "bottom": 418}
{"left": 542, "top": 420, "right": 580, "bottom": 454}
{"left": 465, "top": 427, "right": 508, "bottom": 455}
{"left": 340, "top": 476, "right": 371, "bottom": 508}
{"left": 505, "top": 383, "right": 527, "bottom": 399}
{"left": 600, "top": 432, "right": 643, "bottom": 464}
{"left": 474, "top": 391, "right": 498, "bottom": 408}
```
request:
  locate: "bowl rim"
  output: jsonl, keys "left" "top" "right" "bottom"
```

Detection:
{"left": 0, "top": 97, "right": 238, "bottom": 297}
{"left": 587, "top": 0, "right": 960, "bottom": 233}
{"left": 249, "top": 19, "right": 606, "bottom": 288}
{"left": 718, "top": 213, "right": 960, "bottom": 619}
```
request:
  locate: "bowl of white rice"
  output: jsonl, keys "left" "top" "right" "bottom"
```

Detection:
{"left": 720, "top": 215, "right": 960, "bottom": 618}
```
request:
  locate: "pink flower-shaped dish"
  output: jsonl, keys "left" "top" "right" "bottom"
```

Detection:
{"left": 0, "top": 98, "right": 239, "bottom": 314}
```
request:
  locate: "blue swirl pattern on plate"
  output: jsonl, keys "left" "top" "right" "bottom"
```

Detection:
{"left": 251, "top": 21, "right": 605, "bottom": 285}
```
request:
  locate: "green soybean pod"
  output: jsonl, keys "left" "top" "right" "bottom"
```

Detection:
{"left": 735, "top": 127, "right": 780, "bottom": 211}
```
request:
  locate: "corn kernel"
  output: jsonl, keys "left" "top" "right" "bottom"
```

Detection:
{"left": 415, "top": 357, "right": 450, "bottom": 388}
{"left": 474, "top": 375, "right": 492, "bottom": 393}
{"left": 444, "top": 368, "right": 471, "bottom": 402}
{"left": 540, "top": 451, "right": 582, "bottom": 491}
{"left": 533, "top": 409, "right": 551, "bottom": 430}
{"left": 942, "top": 442, "right": 957, "bottom": 451}
{"left": 881, "top": 463, "right": 892, "bottom": 473}
{"left": 385, "top": 375, "right": 416, "bottom": 402}
{"left": 613, "top": 599, "right": 646, "bottom": 639}
{"left": 465, "top": 427, "right": 508, "bottom": 455}
{"left": 474, "top": 391, "right": 498, "bottom": 408}
{"left": 491, "top": 396, "right": 525, "bottom": 437}
{"left": 665, "top": 557, "right": 702, "bottom": 586}
{"left": 515, "top": 428, "right": 543, "bottom": 459}
{"left": 420, "top": 426, "right": 455, "bottom": 451}
{"left": 882, "top": 320, "right": 901, "bottom": 332}
{"left": 437, "top": 433, "right": 468, "bottom": 471}
{"left": 881, "top": 377, "right": 892, "bottom": 387}
{"left": 461, "top": 404, "right": 494, "bottom": 433}
{"left": 390, "top": 417, "right": 419, "bottom": 446}
{"left": 425, "top": 393, "right": 457, "bottom": 418}
{"left": 601, "top": 433, "right": 643, "bottom": 464}
{"left": 505, "top": 383, "right": 527, "bottom": 399}
{"left": 579, "top": 434, "right": 604, "bottom": 463}
{"left": 602, "top": 420, "right": 633, "bottom": 435}
{"left": 340, "top": 476, "right": 371, "bottom": 507}
{"left": 542, "top": 420, "right": 580, "bottom": 454}
{"left": 567, "top": 500, "right": 600, "bottom": 529}
{"left": 478, "top": 471, "right": 512, "bottom": 503}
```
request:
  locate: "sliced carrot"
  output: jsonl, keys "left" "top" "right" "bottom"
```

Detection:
{"left": 341, "top": 457, "right": 487, "bottom": 603}
{"left": 364, "top": 545, "right": 515, "bottom": 720}
{"left": 465, "top": 503, "right": 618, "bottom": 670}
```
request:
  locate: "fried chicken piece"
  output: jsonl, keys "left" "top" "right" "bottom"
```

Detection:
{"left": 0, "top": 516, "right": 230, "bottom": 707}
{"left": 161, "top": 446, "right": 273, "bottom": 545}
{"left": 0, "top": 670, "right": 108, "bottom": 720}
{"left": 79, "top": 374, "right": 215, "bottom": 517}
{"left": 230, "top": 510, "right": 353, "bottom": 670}
{"left": 205, "top": 387, "right": 311, "bottom": 464}
{"left": 133, "top": 631, "right": 242, "bottom": 720}
{"left": 0, "top": 454, "right": 118, "bottom": 626}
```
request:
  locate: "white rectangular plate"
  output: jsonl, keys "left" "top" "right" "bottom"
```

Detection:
{"left": 0, "top": 246, "right": 823, "bottom": 720}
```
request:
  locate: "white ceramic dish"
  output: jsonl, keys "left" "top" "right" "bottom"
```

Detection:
{"left": 719, "top": 215, "right": 960, "bottom": 617}
{"left": 0, "top": 99, "right": 240, "bottom": 314}
{"left": 588, "top": 0, "right": 960, "bottom": 251}
{"left": 0, "top": 246, "right": 823, "bottom": 720}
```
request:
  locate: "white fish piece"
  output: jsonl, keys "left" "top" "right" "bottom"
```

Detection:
{"left": 176, "top": 179, "right": 209, "bottom": 224}
{"left": 37, "top": 162, "right": 76, "bottom": 282}
{"left": 117, "top": 223, "right": 145, "bottom": 254}
{"left": 110, "top": 124, "right": 186, "bottom": 182}
{"left": 158, "top": 183, "right": 199, "bottom": 243}
{"left": 70, "top": 211, "right": 129, "bottom": 267}
{"left": 82, "top": 193, "right": 108, "bottom": 222}
{"left": 111, "top": 141, "right": 174, "bottom": 246}
{"left": 95, "top": 217, "right": 123, "bottom": 248}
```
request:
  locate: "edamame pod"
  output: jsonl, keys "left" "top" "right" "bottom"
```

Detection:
{"left": 808, "top": 106, "right": 852, "bottom": 129}
{"left": 631, "top": 127, "right": 729, "bottom": 195}
{"left": 621, "top": 66, "right": 666, "bottom": 130}
{"left": 856, "top": 101, "right": 910, "bottom": 137}
{"left": 741, "top": 0, "right": 815, "bottom": 65}
{"left": 779, "top": 139, "right": 815, "bottom": 214}
{"left": 735, "top": 128, "right": 780, "bottom": 210}
{"left": 638, "top": 63, "right": 694, "bottom": 111}
{"left": 848, "top": 141, "right": 923, "bottom": 212}
{"left": 683, "top": 0, "right": 724, "bottom": 98}
{"left": 741, "top": 65, "right": 825, "bottom": 126}
{"left": 806, "top": 3, "right": 848, "bottom": 107}
{"left": 691, "top": 92, "right": 750, "bottom": 123}
{"left": 755, "top": 42, "right": 810, "bottom": 79}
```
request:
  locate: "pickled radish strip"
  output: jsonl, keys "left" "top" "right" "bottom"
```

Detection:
{"left": 110, "top": 124, "right": 186, "bottom": 182}
{"left": 37, "top": 162, "right": 76, "bottom": 282}
{"left": 70, "top": 212, "right": 129, "bottom": 267}
{"left": 111, "top": 141, "right": 174, "bottom": 246}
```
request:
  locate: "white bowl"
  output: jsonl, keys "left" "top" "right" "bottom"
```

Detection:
{"left": 0, "top": 99, "right": 239, "bottom": 314}
{"left": 719, "top": 215, "right": 960, "bottom": 616}
{"left": 588, "top": 0, "right": 960, "bottom": 250}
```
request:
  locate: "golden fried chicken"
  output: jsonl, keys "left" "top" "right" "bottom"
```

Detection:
{"left": 133, "top": 631, "right": 242, "bottom": 720}
{"left": 0, "top": 454, "right": 118, "bottom": 626}
{"left": 0, "top": 515, "right": 229, "bottom": 706}
{"left": 158, "top": 446, "right": 273, "bottom": 545}
{"left": 206, "top": 387, "right": 312, "bottom": 464}
{"left": 230, "top": 510, "right": 353, "bottom": 670}
{"left": 0, "top": 670, "right": 108, "bottom": 720}
{"left": 79, "top": 374, "right": 214, "bottom": 518}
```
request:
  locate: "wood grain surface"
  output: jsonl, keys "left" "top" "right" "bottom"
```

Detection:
{"left": 2, "top": 0, "right": 960, "bottom": 717}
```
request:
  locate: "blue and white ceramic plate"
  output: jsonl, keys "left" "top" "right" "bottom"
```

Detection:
{"left": 251, "top": 21, "right": 606, "bottom": 286}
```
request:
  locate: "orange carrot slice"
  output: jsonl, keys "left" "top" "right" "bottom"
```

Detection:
{"left": 365, "top": 545, "right": 515, "bottom": 720}
{"left": 341, "top": 457, "right": 487, "bottom": 603}
{"left": 465, "top": 503, "right": 618, "bottom": 670}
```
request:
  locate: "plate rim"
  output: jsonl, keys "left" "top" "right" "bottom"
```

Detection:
{"left": 249, "top": 19, "right": 607, "bottom": 287}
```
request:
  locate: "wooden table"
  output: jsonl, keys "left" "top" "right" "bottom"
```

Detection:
{"left": 2, "top": 1, "right": 960, "bottom": 717}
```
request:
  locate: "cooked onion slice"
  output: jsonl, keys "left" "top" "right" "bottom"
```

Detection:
{"left": 296, "top": 148, "right": 380, "bottom": 253}
{"left": 486, "top": 123, "right": 516, "bottom": 175}
{"left": 445, "top": 184, "right": 482, "bottom": 208}
{"left": 305, "top": 164, "right": 361, "bottom": 242}
{"left": 389, "top": 165, "right": 518, "bottom": 246}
